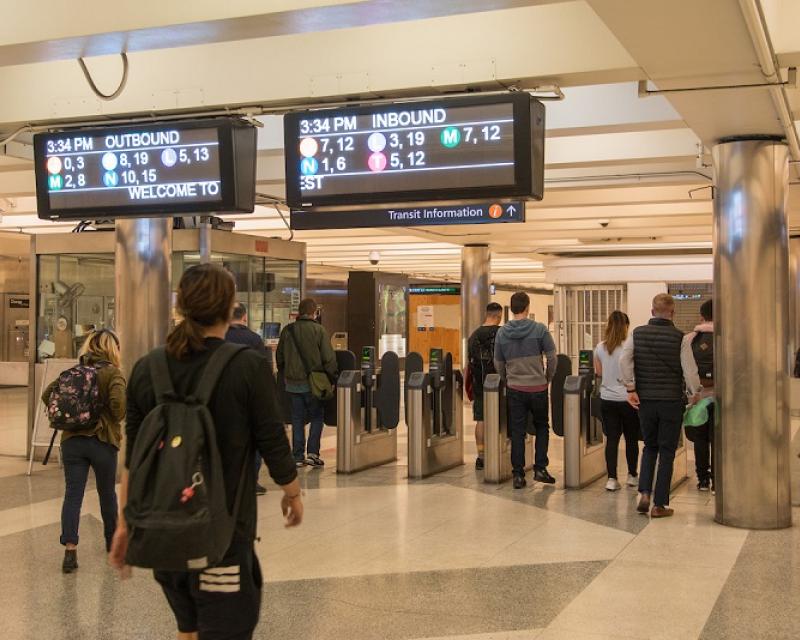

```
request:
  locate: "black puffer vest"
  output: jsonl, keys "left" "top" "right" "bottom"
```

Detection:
{"left": 632, "top": 318, "right": 684, "bottom": 401}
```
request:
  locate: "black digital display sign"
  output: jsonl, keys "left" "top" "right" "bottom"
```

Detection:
{"left": 34, "top": 118, "right": 257, "bottom": 220}
{"left": 284, "top": 94, "right": 544, "bottom": 209}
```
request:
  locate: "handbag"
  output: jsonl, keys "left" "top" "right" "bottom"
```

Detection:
{"left": 287, "top": 324, "right": 334, "bottom": 401}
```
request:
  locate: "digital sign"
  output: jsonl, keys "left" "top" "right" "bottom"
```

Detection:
{"left": 34, "top": 118, "right": 257, "bottom": 220}
{"left": 284, "top": 94, "right": 544, "bottom": 209}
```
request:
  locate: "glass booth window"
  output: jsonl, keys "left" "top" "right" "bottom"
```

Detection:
{"left": 172, "top": 252, "right": 301, "bottom": 343}
{"left": 37, "top": 254, "right": 115, "bottom": 362}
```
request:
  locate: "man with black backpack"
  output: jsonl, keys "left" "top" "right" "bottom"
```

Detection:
{"left": 467, "top": 302, "right": 503, "bottom": 470}
{"left": 685, "top": 300, "right": 715, "bottom": 492}
{"left": 109, "top": 264, "right": 301, "bottom": 640}
{"left": 277, "top": 298, "right": 338, "bottom": 468}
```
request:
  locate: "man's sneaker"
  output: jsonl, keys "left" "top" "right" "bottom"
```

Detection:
{"left": 605, "top": 477, "right": 621, "bottom": 491}
{"left": 637, "top": 493, "right": 651, "bottom": 514}
{"left": 513, "top": 474, "right": 527, "bottom": 489}
{"left": 294, "top": 459, "right": 306, "bottom": 468}
{"left": 533, "top": 468, "right": 556, "bottom": 484}
{"left": 697, "top": 478, "right": 711, "bottom": 492}
{"left": 626, "top": 473, "right": 639, "bottom": 488}
{"left": 651, "top": 506, "right": 675, "bottom": 518}
{"left": 255, "top": 483, "right": 267, "bottom": 496}
{"left": 306, "top": 454, "right": 325, "bottom": 467}
{"left": 711, "top": 480, "right": 716, "bottom": 495}
{"left": 62, "top": 549, "right": 78, "bottom": 574}
{"left": 475, "top": 457, "right": 484, "bottom": 470}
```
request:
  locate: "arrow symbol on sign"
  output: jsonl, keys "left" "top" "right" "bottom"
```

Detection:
{"left": 506, "top": 205, "right": 517, "bottom": 216}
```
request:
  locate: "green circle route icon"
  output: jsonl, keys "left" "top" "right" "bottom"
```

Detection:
{"left": 48, "top": 174, "right": 63, "bottom": 190}
{"left": 440, "top": 127, "right": 461, "bottom": 148}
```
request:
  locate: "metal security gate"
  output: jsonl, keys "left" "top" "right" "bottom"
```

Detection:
{"left": 554, "top": 285, "right": 626, "bottom": 371}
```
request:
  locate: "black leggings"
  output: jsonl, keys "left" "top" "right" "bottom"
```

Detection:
{"left": 600, "top": 399, "right": 640, "bottom": 478}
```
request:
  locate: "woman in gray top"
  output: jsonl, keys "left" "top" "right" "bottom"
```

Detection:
{"left": 594, "top": 311, "right": 640, "bottom": 491}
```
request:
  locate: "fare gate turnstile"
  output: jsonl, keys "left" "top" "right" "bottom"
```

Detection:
{"left": 405, "top": 349, "right": 464, "bottom": 479}
{"left": 482, "top": 374, "right": 533, "bottom": 484}
{"left": 561, "top": 350, "right": 688, "bottom": 490}
{"left": 336, "top": 347, "right": 400, "bottom": 473}
{"left": 563, "top": 351, "right": 606, "bottom": 488}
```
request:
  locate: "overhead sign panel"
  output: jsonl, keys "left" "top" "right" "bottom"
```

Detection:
{"left": 284, "top": 94, "right": 544, "bottom": 209}
{"left": 290, "top": 201, "right": 524, "bottom": 230}
{"left": 34, "top": 118, "right": 257, "bottom": 220}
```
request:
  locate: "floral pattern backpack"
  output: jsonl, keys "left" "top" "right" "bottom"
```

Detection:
{"left": 46, "top": 362, "right": 105, "bottom": 431}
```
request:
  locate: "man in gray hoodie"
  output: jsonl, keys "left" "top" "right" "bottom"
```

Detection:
{"left": 494, "top": 291, "right": 557, "bottom": 489}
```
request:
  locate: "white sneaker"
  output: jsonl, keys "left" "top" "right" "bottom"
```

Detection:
{"left": 605, "top": 478, "right": 621, "bottom": 491}
{"left": 626, "top": 474, "right": 639, "bottom": 487}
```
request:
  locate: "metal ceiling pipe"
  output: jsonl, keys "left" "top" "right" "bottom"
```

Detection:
{"left": 738, "top": 0, "right": 800, "bottom": 168}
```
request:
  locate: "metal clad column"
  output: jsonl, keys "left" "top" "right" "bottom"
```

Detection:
{"left": 115, "top": 218, "right": 173, "bottom": 378}
{"left": 461, "top": 245, "right": 490, "bottom": 364}
{"left": 713, "top": 139, "right": 792, "bottom": 529}
{"left": 790, "top": 237, "right": 800, "bottom": 373}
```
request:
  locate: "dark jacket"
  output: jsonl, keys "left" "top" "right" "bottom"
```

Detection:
{"left": 225, "top": 323, "right": 267, "bottom": 355}
{"left": 632, "top": 318, "right": 684, "bottom": 401}
{"left": 125, "top": 338, "right": 297, "bottom": 541}
{"left": 276, "top": 317, "right": 337, "bottom": 388}
{"left": 42, "top": 355, "right": 126, "bottom": 448}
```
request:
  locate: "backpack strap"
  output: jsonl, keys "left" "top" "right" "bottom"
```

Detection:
{"left": 193, "top": 343, "right": 249, "bottom": 405}
{"left": 149, "top": 348, "right": 175, "bottom": 404}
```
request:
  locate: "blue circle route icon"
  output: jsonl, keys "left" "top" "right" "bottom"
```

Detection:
{"left": 103, "top": 171, "right": 119, "bottom": 187}
{"left": 300, "top": 157, "right": 319, "bottom": 176}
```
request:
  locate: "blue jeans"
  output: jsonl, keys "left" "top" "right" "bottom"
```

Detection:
{"left": 507, "top": 388, "right": 550, "bottom": 475}
{"left": 290, "top": 392, "right": 325, "bottom": 460}
{"left": 61, "top": 435, "right": 118, "bottom": 549}
{"left": 637, "top": 400, "right": 684, "bottom": 507}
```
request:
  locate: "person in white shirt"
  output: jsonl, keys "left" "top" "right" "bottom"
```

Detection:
{"left": 594, "top": 311, "right": 640, "bottom": 492}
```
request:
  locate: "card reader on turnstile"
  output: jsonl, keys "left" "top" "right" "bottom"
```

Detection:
{"left": 361, "top": 346, "right": 377, "bottom": 432}
{"left": 562, "top": 349, "right": 605, "bottom": 488}
{"left": 405, "top": 348, "right": 464, "bottom": 479}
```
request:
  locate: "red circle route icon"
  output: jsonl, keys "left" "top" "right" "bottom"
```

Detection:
{"left": 488, "top": 204, "right": 503, "bottom": 219}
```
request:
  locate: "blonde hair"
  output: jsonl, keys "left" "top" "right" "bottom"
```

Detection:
{"left": 79, "top": 329, "right": 121, "bottom": 368}
{"left": 652, "top": 293, "right": 675, "bottom": 316}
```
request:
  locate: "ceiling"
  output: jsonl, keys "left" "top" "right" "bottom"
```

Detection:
{"left": 1, "top": 0, "right": 799, "bottom": 286}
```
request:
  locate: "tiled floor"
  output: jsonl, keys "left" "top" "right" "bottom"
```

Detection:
{"left": 1, "top": 392, "right": 799, "bottom": 639}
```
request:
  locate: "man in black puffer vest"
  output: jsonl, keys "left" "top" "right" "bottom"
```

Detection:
{"left": 620, "top": 294, "right": 702, "bottom": 518}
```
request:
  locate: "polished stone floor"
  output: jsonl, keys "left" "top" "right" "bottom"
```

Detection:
{"left": 1, "top": 395, "right": 799, "bottom": 639}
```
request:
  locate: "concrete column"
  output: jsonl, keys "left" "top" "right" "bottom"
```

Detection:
{"left": 712, "top": 138, "right": 792, "bottom": 529}
{"left": 115, "top": 218, "right": 173, "bottom": 378}
{"left": 461, "top": 245, "right": 490, "bottom": 364}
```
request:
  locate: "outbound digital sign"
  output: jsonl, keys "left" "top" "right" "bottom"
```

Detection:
{"left": 284, "top": 94, "right": 544, "bottom": 208}
{"left": 34, "top": 118, "right": 257, "bottom": 220}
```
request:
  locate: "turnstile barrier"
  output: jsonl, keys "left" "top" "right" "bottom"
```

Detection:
{"left": 406, "top": 349, "right": 464, "bottom": 479}
{"left": 336, "top": 348, "right": 399, "bottom": 474}
{"left": 482, "top": 374, "right": 533, "bottom": 484}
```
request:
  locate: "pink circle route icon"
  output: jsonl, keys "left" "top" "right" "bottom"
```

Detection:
{"left": 368, "top": 152, "right": 388, "bottom": 172}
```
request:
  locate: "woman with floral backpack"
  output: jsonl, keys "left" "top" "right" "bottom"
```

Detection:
{"left": 42, "top": 328, "right": 126, "bottom": 573}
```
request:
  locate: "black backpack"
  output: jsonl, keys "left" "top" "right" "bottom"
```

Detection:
{"left": 469, "top": 328, "right": 497, "bottom": 381}
{"left": 691, "top": 331, "right": 714, "bottom": 381}
{"left": 124, "top": 343, "right": 248, "bottom": 572}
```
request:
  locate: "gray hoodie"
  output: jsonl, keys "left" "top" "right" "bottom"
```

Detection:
{"left": 494, "top": 319, "right": 557, "bottom": 390}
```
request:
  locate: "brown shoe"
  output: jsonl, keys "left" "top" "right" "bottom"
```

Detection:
{"left": 651, "top": 506, "right": 674, "bottom": 518}
{"left": 636, "top": 494, "right": 651, "bottom": 514}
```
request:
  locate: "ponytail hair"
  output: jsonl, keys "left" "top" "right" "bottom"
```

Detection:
{"left": 603, "top": 310, "right": 630, "bottom": 355}
{"left": 166, "top": 263, "right": 236, "bottom": 360}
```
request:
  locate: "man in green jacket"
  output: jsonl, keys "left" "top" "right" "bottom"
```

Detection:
{"left": 277, "top": 298, "right": 338, "bottom": 467}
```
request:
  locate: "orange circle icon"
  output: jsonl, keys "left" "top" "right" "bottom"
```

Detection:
{"left": 488, "top": 204, "right": 503, "bottom": 218}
